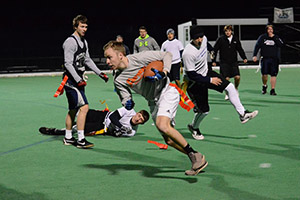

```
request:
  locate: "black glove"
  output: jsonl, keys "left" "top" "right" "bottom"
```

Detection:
{"left": 99, "top": 72, "right": 109, "bottom": 83}
{"left": 113, "top": 126, "right": 132, "bottom": 137}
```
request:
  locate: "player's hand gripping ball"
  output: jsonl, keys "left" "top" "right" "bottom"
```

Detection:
{"left": 144, "top": 61, "right": 165, "bottom": 81}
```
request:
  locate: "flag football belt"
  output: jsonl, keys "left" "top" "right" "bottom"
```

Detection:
{"left": 53, "top": 75, "right": 68, "bottom": 97}
{"left": 169, "top": 83, "right": 194, "bottom": 112}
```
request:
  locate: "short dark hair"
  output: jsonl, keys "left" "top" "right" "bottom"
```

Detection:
{"left": 73, "top": 15, "right": 88, "bottom": 30}
{"left": 138, "top": 110, "right": 150, "bottom": 124}
{"left": 190, "top": 25, "right": 204, "bottom": 40}
{"left": 139, "top": 26, "right": 147, "bottom": 31}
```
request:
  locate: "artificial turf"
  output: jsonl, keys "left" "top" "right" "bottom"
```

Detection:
{"left": 0, "top": 68, "right": 299, "bottom": 200}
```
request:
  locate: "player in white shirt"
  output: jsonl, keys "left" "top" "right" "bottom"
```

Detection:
{"left": 39, "top": 107, "right": 149, "bottom": 137}
{"left": 183, "top": 26, "right": 258, "bottom": 140}
{"left": 161, "top": 28, "right": 184, "bottom": 87}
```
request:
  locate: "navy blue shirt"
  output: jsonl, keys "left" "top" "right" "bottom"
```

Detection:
{"left": 253, "top": 33, "right": 284, "bottom": 59}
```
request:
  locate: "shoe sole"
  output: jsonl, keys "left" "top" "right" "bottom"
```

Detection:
{"left": 63, "top": 139, "right": 76, "bottom": 146}
{"left": 185, "top": 161, "right": 208, "bottom": 176}
{"left": 76, "top": 144, "right": 94, "bottom": 149}
{"left": 241, "top": 110, "right": 259, "bottom": 124}
{"left": 192, "top": 134, "right": 205, "bottom": 140}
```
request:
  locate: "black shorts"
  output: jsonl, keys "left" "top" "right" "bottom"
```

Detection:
{"left": 84, "top": 110, "right": 108, "bottom": 133}
{"left": 187, "top": 70, "right": 230, "bottom": 113}
{"left": 261, "top": 57, "right": 279, "bottom": 76}
{"left": 220, "top": 62, "right": 240, "bottom": 78}
{"left": 168, "top": 62, "right": 181, "bottom": 81}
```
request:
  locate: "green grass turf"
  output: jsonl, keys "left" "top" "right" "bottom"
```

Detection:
{"left": 0, "top": 68, "right": 299, "bottom": 200}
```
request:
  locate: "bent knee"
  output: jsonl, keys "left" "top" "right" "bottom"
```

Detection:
{"left": 156, "top": 120, "right": 170, "bottom": 134}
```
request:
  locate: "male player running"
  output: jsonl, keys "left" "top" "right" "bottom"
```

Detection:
{"left": 39, "top": 107, "right": 149, "bottom": 137}
{"left": 62, "top": 15, "right": 108, "bottom": 148}
{"left": 103, "top": 40, "right": 207, "bottom": 176}
{"left": 183, "top": 26, "right": 258, "bottom": 140}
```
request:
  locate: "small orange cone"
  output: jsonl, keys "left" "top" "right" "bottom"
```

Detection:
{"left": 147, "top": 140, "right": 168, "bottom": 149}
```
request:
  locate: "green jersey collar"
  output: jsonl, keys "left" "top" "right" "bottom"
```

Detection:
{"left": 138, "top": 34, "right": 149, "bottom": 40}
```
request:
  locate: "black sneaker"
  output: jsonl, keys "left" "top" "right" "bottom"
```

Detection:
{"left": 39, "top": 127, "right": 65, "bottom": 135}
{"left": 262, "top": 85, "right": 267, "bottom": 94}
{"left": 39, "top": 127, "right": 56, "bottom": 135}
{"left": 77, "top": 138, "right": 94, "bottom": 149}
{"left": 63, "top": 137, "right": 77, "bottom": 146}
{"left": 270, "top": 89, "right": 277, "bottom": 96}
{"left": 187, "top": 124, "right": 204, "bottom": 140}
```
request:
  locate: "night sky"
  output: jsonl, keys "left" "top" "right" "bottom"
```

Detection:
{"left": 1, "top": 0, "right": 298, "bottom": 59}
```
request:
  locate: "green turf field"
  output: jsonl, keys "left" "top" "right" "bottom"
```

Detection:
{"left": 0, "top": 68, "right": 299, "bottom": 200}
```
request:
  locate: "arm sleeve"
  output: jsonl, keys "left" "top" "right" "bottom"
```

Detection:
{"left": 253, "top": 35, "right": 263, "bottom": 57}
{"left": 84, "top": 41, "right": 102, "bottom": 75}
{"left": 63, "top": 38, "right": 82, "bottom": 83}
{"left": 133, "top": 39, "right": 138, "bottom": 54}
{"left": 137, "top": 51, "right": 172, "bottom": 73}
{"left": 114, "top": 77, "right": 133, "bottom": 106}
{"left": 186, "top": 70, "right": 210, "bottom": 83}
{"left": 109, "top": 110, "right": 123, "bottom": 128}
{"left": 273, "top": 35, "right": 284, "bottom": 47}
{"left": 236, "top": 39, "right": 247, "bottom": 60}
{"left": 151, "top": 38, "right": 160, "bottom": 51}
{"left": 212, "top": 38, "right": 221, "bottom": 63}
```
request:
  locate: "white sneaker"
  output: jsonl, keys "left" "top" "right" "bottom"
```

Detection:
{"left": 240, "top": 110, "right": 258, "bottom": 124}
{"left": 187, "top": 124, "right": 205, "bottom": 140}
{"left": 224, "top": 94, "right": 229, "bottom": 100}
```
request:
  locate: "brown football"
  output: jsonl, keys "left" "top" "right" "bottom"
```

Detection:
{"left": 143, "top": 61, "right": 164, "bottom": 78}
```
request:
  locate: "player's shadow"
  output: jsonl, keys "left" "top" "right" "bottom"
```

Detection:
{"left": 204, "top": 139, "right": 300, "bottom": 161}
{"left": 177, "top": 128, "right": 249, "bottom": 140}
{"left": 83, "top": 163, "right": 199, "bottom": 184}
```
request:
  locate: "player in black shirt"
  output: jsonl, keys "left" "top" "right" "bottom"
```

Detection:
{"left": 253, "top": 24, "right": 284, "bottom": 95}
{"left": 212, "top": 25, "right": 247, "bottom": 100}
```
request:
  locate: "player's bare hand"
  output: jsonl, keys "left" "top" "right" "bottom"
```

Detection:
{"left": 253, "top": 56, "right": 257, "bottom": 62}
{"left": 212, "top": 62, "right": 217, "bottom": 66}
{"left": 243, "top": 59, "right": 247, "bottom": 64}
{"left": 211, "top": 77, "right": 222, "bottom": 86}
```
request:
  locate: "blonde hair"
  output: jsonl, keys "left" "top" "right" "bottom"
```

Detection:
{"left": 224, "top": 25, "right": 233, "bottom": 32}
{"left": 103, "top": 40, "right": 126, "bottom": 56}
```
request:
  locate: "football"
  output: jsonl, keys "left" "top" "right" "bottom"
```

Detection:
{"left": 143, "top": 61, "right": 164, "bottom": 78}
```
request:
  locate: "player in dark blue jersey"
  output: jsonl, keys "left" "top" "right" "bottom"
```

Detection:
{"left": 253, "top": 24, "right": 284, "bottom": 95}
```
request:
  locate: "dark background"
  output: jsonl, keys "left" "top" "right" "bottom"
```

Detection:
{"left": 1, "top": 0, "right": 299, "bottom": 71}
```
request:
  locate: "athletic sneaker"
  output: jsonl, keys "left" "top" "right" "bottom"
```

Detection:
{"left": 262, "top": 85, "right": 267, "bottom": 94}
{"left": 185, "top": 152, "right": 208, "bottom": 176}
{"left": 39, "top": 127, "right": 56, "bottom": 135}
{"left": 63, "top": 137, "right": 77, "bottom": 146}
{"left": 77, "top": 138, "right": 94, "bottom": 149}
{"left": 224, "top": 94, "right": 229, "bottom": 101}
{"left": 270, "top": 89, "right": 277, "bottom": 96}
{"left": 39, "top": 127, "right": 65, "bottom": 135}
{"left": 188, "top": 124, "right": 204, "bottom": 140}
{"left": 240, "top": 110, "right": 259, "bottom": 124}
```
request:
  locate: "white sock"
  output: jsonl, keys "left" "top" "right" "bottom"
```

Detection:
{"left": 225, "top": 83, "right": 245, "bottom": 116}
{"left": 77, "top": 130, "right": 85, "bottom": 141}
{"left": 65, "top": 129, "right": 72, "bottom": 139}
{"left": 192, "top": 112, "right": 208, "bottom": 129}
